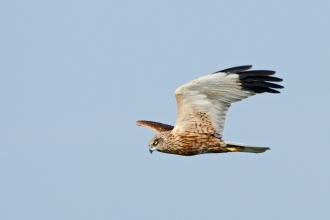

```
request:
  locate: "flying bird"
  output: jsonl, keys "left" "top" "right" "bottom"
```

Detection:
{"left": 136, "top": 65, "right": 283, "bottom": 156}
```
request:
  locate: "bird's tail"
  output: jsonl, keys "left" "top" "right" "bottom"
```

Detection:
{"left": 224, "top": 141, "right": 270, "bottom": 154}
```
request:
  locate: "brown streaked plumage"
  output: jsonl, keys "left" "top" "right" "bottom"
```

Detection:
{"left": 136, "top": 65, "right": 283, "bottom": 156}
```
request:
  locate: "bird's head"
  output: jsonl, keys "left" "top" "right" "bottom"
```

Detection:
{"left": 148, "top": 133, "right": 167, "bottom": 154}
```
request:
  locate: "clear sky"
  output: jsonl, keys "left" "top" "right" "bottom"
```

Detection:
{"left": 1, "top": 1, "right": 330, "bottom": 219}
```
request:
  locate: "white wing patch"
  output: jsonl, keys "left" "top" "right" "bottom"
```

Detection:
{"left": 173, "top": 72, "right": 255, "bottom": 138}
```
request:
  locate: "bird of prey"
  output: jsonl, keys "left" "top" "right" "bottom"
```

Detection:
{"left": 136, "top": 65, "right": 283, "bottom": 156}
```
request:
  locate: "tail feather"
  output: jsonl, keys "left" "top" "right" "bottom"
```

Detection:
{"left": 224, "top": 141, "right": 270, "bottom": 154}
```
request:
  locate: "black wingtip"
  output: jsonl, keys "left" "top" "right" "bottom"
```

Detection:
{"left": 214, "top": 65, "right": 283, "bottom": 94}
{"left": 239, "top": 70, "right": 283, "bottom": 94}
{"left": 214, "top": 65, "right": 252, "bottom": 74}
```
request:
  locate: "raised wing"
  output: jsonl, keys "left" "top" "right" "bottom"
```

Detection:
{"left": 173, "top": 65, "right": 283, "bottom": 138}
{"left": 136, "top": 120, "right": 174, "bottom": 133}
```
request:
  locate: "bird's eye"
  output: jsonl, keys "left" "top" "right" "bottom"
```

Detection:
{"left": 153, "top": 140, "right": 159, "bottom": 145}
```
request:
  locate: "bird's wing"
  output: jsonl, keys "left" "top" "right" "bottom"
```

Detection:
{"left": 136, "top": 120, "right": 174, "bottom": 133}
{"left": 173, "top": 65, "right": 283, "bottom": 138}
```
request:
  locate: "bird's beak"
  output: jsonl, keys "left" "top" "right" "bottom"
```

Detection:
{"left": 149, "top": 149, "right": 153, "bottom": 154}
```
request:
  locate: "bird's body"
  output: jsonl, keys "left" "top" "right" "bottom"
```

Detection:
{"left": 151, "top": 131, "right": 226, "bottom": 156}
{"left": 136, "top": 65, "right": 283, "bottom": 156}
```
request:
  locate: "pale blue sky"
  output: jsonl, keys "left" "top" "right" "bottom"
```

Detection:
{"left": 1, "top": 1, "right": 330, "bottom": 219}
